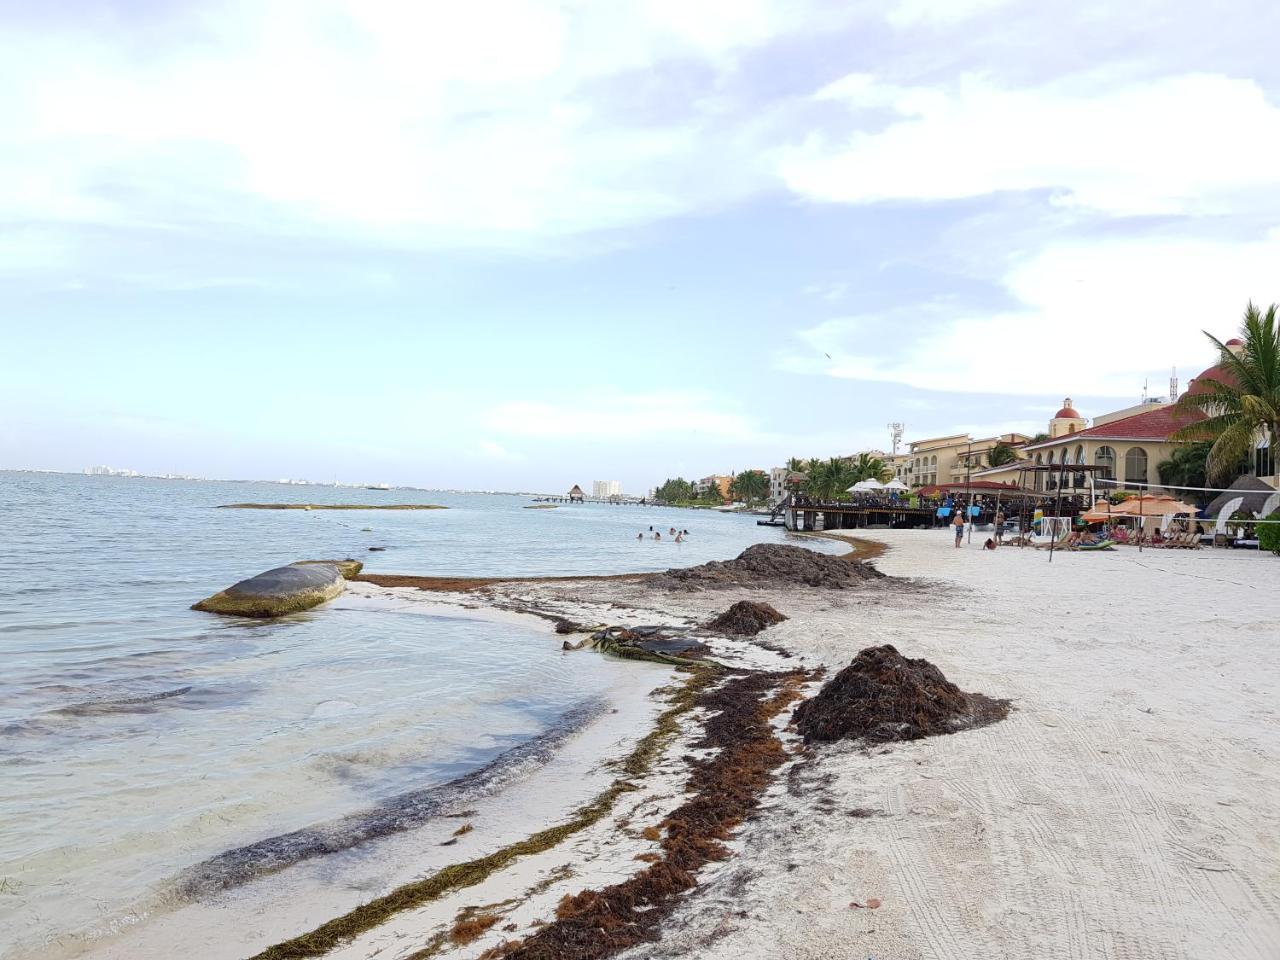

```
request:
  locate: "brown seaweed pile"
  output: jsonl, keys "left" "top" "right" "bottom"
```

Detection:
{"left": 480, "top": 669, "right": 812, "bottom": 960}
{"left": 792, "top": 644, "right": 1009, "bottom": 744}
{"left": 705, "top": 600, "right": 788, "bottom": 636}
{"left": 652, "top": 543, "right": 883, "bottom": 591}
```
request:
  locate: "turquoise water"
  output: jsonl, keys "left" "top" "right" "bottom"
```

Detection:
{"left": 0, "top": 471, "right": 820, "bottom": 956}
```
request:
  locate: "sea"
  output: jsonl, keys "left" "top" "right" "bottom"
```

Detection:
{"left": 0, "top": 471, "right": 827, "bottom": 958}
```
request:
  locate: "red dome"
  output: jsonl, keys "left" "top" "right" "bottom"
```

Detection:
{"left": 1053, "top": 397, "right": 1082, "bottom": 419}
{"left": 1225, "top": 337, "right": 1244, "bottom": 346}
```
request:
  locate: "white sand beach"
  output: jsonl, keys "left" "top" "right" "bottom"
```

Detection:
{"left": 629, "top": 531, "right": 1280, "bottom": 960}
{"left": 66, "top": 531, "right": 1280, "bottom": 960}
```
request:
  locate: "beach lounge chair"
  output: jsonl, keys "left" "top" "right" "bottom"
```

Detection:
{"left": 1035, "top": 531, "right": 1072, "bottom": 550}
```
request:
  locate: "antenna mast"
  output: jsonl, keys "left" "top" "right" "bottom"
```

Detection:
{"left": 887, "top": 422, "right": 904, "bottom": 456}
{"left": 1169, "top": 367, "right": 1178, "bottom": 402}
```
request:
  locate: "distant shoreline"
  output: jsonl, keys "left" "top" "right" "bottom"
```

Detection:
{"left": 216, "top": 503, "right": 449, "bottom": 510}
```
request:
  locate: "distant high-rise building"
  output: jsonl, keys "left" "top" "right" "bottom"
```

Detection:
{"left": 592, "top": 480, "right": 622, "bottom": 498}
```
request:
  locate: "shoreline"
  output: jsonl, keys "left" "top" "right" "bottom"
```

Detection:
{"left": 60, "top": 539, "right": 871, "bottom": 960}
{"left": 59, "top": 530, "right": 1280, "bottom": 960}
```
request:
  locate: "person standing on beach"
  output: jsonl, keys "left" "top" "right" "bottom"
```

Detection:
{"left": 953, "top": 511, "right": 965, "bottom": 548}
{"left": 995, "top": 508, "right": 1006, "bottom": 544}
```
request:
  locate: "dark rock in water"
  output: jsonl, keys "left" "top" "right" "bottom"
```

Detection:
{"left": 792, "top": 644, "right": 1009, "bottom": 744}
{"left": 634, "top": 635, "right": 710, "bottom": 657}
{"left": 706, "top": 600, "right": 788, "bottom": 636}
{"left": 653, "top": 543, "right": 883, "bottom": 591}
{"left": 294, "top": 558, "right": 363, "bottom": 578}
{"left": 192, "top": 563, "right": 345, "bottom": 618}
{"left": 587, "top": 625, "right": 710, "bottom": 663}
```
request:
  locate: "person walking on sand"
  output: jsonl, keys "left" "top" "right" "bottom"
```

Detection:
{"left": 953, "top": 511, "right": 965, "bottom": 548}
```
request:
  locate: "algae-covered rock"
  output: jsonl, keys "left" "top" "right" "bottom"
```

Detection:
{"left": 193, "top": 563, "right": 346, "bottom": 618}
{"left": 295, "top": 558, "right": 363, "bottom": 578}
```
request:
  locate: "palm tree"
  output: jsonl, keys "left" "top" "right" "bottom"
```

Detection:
{"left": 729, "top": 469, "right": 768, "bottom": 506}
{"left": 988, "top": 442, "right": 1018, "bottom": 467}
{"left": 1173, "top": 302, "right": 1280, "bottom": 484}
{"left": 1157, "top": 442, "right": 1212, "bottom": 505}
{"left": 850, "top": 452, "right": 890, "bottom": 484}
{"left": 816, "top": 457, "right": 857, "bottom": 499}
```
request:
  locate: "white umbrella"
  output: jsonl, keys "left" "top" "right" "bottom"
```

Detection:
{"left": 883, "top": 478, "right": 908, "bottom": 491}
{"left": 848, "top": 479, "right": 885, "bottom": 492}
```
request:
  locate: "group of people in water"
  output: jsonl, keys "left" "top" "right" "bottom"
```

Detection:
{"left": 638, "top": 526, "right": 689, "bottom": 543}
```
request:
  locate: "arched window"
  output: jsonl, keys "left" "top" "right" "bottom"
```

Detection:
{"left": 1075, "top": 445, "right": 1085, "bottom": 464}
{"left": 1095, "top": 446, "right": 1115, "bottom": 481}
{"left": 1124, "top": 447, "right": 1148, "bottom": 485}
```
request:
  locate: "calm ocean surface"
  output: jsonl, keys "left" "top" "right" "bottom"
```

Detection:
{"left": 0, "top": 471, "right": 824, "bottom": 957}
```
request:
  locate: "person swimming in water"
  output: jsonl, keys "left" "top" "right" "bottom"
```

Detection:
{"left": 655, "top": 532, "right": 662, "bottom": 541}
{"left": 675, "top": 532, "right": 684, "bottom": 543}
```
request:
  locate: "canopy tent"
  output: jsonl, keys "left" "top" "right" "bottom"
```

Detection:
{"left": 848, "top": 479, "right": 885, "bottom": 492}
{"left": 882, "top": 478, "right": 909, "bottom": 491}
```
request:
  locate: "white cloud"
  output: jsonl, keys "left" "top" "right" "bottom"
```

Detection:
{"left": 483, "top": 391, "right": 765, "bottom": 443}
{"left": 802, "top": 281, "right": 849, "bottom": 302}
{"left": 0, "top": 0, "right": 835, "bottom": 253}
{"left": 477, "top": 440, "right": 525, "bottom": 462}
{"left": 780, "top": 72, "right": 1280, "bottom": 216}
{"left": 781, "top": 230, "right": 1280, "bottom": 396}
{"left": 886, "top": 0, "right": 1015, "bottom": 27}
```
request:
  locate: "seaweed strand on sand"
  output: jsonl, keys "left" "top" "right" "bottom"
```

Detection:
{"left": 248, "top": 666, "right": 720, "bottom": 960}
{"left": 478, "top": 667, "right": 816, "bottom": 960}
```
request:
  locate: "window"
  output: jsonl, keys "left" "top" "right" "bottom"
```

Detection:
{"left": 1075, "top": 445, "right": 1085, "bottom": 464}
{"left": 1257, "top": 444, "right": 1275, "bottom": 478}
{"left": 1124, "top": 447, "right": 1148, "bottom": 485}
{"left": 1095, "top": 446, "right": 1115, "bottom": 481}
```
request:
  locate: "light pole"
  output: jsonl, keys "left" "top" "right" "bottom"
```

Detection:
{"left": 966, "top": 440, "right": 974, "bottom": 543}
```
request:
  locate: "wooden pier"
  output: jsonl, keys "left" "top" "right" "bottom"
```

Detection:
{"left": 531, "top": 496, "right": 648, "bottom": 505}
{"left": 784, "top": 504, "right": 936, "bottom": 532}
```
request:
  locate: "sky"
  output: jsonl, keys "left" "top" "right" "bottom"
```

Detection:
{"left": 2, "top": 0, "right": 1279, "bottom": 492}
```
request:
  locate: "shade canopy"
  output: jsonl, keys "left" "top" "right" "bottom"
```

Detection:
{"left": 882, "top": 478, "right": 909, "bottom": 491}
{"left": 1081, "top": 495, "right": 1199, "bottom": 523}
{"left": 848, "top": 479, "right": 885, "bottom": 492}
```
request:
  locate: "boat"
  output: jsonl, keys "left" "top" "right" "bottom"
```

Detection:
{"left": 365, "top": 483, "right": 391, "bottom": 491}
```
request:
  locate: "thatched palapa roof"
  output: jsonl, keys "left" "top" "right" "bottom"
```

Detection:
{"left": 1205, "top": 475, "right": 1278, "bottom": 518}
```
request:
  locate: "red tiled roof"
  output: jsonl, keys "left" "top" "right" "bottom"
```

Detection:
{"left": 1026, "top": 404, "right": 1203, "bottom": 448}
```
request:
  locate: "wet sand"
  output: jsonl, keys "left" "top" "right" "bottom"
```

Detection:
{"left": 66, "top": 531, "right": 1280, "bottom": 960}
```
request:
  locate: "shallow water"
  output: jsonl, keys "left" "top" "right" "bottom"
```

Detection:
{"left": 0, "top": 471, "right": 826, "bottom": 956}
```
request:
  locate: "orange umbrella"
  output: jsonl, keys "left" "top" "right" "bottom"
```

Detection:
{"left": 1082, "top": 495, "right": 1197, "bottom": 523}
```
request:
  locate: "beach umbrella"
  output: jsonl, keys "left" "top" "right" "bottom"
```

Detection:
{"left": 883, "top": 479, "right": 908, "bottom": 491}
